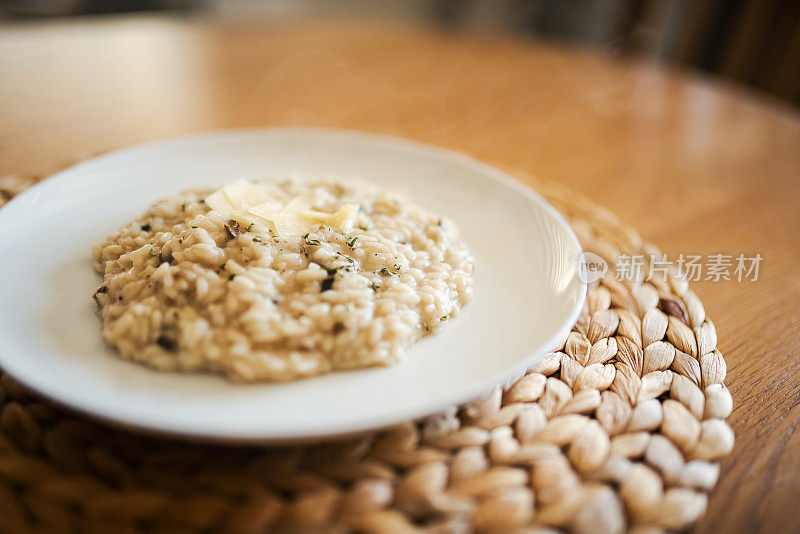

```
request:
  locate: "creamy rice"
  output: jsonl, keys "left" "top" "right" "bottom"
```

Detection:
{"left": 92, "top": 178, "right": 474, "bottom": 382}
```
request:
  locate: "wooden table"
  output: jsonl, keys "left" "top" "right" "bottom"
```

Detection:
{"left": 1, "top": 16, "right": 798, "bottom": 533}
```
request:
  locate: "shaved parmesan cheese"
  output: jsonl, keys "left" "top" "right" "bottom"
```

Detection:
{"left": 205, "top": 190, "right": 234, "bottom": 213}
{"left": 332, "top": 204, "right": 358, "bottom": 230}
{"left": 221, "top": 180, "right": 252, "bottom": 207}
{"left": 222, "top": 179, "right": 287, "bottom": 208}
{"left": 227, "top": 209, "right": 257, "bottom": 228}
{"left": 282, "top": 193, "right": 314, "bottom": 212}
{"left": 205, "top": 180, "right": 359, "bottom": 235}
{"left": 296, "top": 204, "right": 358, "bottom": 230}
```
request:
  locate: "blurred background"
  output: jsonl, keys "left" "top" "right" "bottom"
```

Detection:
{"left": 1, "top": 0, "right": 799, "bottom": 107}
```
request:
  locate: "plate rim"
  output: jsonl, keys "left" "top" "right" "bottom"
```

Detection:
{"left": 0, "top": 127, "right": 587, "bottom": 443}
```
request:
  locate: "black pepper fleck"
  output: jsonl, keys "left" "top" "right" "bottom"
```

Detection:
{"left": 224, "top": 219, "right": 242, "bottom": 239}
{"left": 91, "top": 285, "right": 107, "bottom": 307}
{"left": 321, "top": 276, "right": 335, "bottom": 292}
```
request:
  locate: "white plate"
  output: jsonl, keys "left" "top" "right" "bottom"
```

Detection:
{"left": 0, "top": 128, "right": 585, "bottom": 443}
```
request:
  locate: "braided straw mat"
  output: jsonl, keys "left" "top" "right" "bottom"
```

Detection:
{"left": 0, "top": 165, "right": 734, "bottom": 534}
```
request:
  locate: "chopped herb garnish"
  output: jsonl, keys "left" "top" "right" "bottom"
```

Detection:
{"left": 437, "top": 219, "right": 443, "bottom": 227}
{"left": 347, "top": 236, "right": 358, "bottom": 248}
{"left": 247, "top": 223, "right": 255, "bottom": 232}
{"left": 423, "top": 323, "right": 430, "bottom": 332}
{"left": 140, "top": 223, "right": 151, "bottom": 232}
{"left": 440, "top": 315, "right": 449, "bottom": 321}
{"left": 271, "top": 266, "right": 280, "bottom": 271}
{"left": 228, "top": 273, "right": 236, "bottom": 281}
{"left": 378, "top": 267, "right": 397, "bottom": 276}
{"left": 219, "top": 262, "right": 226, "bottom": 270}
{"left": 359, "top": 225, "right": 369, "bottom": 231}
{"left": 370, "top": 283, "right": 380, "bottom": 292}
{"left": 149, "top": 248, "right": 158, "bottom": 256}
{"left": 252, "top": 236, "right": 263, "bottom": 243}
{"left": 199, "top": 199, "right": 205, "bottom": 203}
{"left": 181, "top": 202, "right": 187, "bottom": 212}
{"left": 303, "top": 234, "right": 321, "bottom": 246}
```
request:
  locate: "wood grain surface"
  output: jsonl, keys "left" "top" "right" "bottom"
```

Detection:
{"left": 1, "top": 16, "right": 798, "bottom": 533}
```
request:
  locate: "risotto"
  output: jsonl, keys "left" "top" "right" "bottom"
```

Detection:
{"left": 91, "top": 178, "right": 474, "bottom": 382}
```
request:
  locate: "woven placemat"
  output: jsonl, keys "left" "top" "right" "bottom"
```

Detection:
{"left": 0, "top": 164, "right": 734, "bottom": 534}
